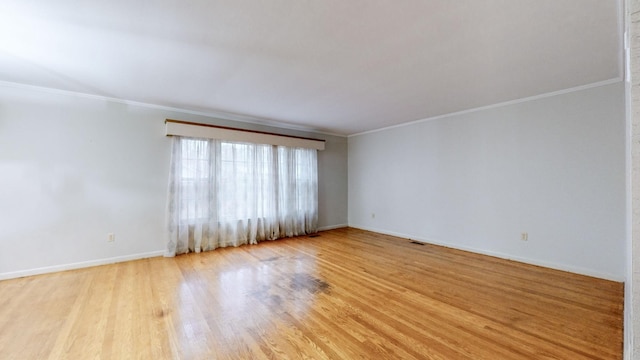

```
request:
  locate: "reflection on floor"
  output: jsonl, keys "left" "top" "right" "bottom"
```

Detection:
{"left": 0, "top": 228, "right": 624, "bottom": 359}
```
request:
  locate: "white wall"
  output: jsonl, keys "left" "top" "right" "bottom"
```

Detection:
{"left": 0, "top": 83, "right": 348, "bottom": 278}
{"left": 349, "top": 82, "right": 626, "bottom": 280}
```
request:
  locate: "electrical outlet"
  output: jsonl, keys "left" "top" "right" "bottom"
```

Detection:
{"left": 521, "top": 232, "right": 528, "bottom": 241}
{"left": 108, "top": 233, "right": 115, "bottom": 242}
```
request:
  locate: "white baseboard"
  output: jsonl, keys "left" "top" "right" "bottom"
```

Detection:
{"left": 318, "top": 224, "right": 348, "bottom": 231}
{"left": 2, "top": 224, "right": 622, "bottom": 283}
{"left": 349, "top": 224, "right": 624, "bottom": 282}
{"left": 0, "top": 227, "right": 349, "bottom": 280}
{"left": 0, "top": 250, "right": 164, "bottom": 281}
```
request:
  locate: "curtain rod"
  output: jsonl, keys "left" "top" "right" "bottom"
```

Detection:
{"left": 165, "top": 119, "right": 326, "bottom": 143}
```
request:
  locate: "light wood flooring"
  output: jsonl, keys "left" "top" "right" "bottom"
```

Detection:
{"left": 0, "top": 228, "right": 624, "bottom": 359}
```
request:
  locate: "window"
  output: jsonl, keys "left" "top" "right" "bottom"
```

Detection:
{"left": 167, "top": 137, "right": 318, "bottom": 256}
{"left": 178, "top": 138, "right": 210, "bottom": 221}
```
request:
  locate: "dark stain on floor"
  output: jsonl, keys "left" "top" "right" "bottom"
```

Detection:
{"left": 290, "top": 273, "right": 331, "bottom": 294}
{"left": 260, "top": 256, "right": 282, "bottom": 262}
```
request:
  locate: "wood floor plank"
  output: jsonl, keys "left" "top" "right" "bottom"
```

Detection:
{"left": 299, "top": 229, "right": 623, "bottom": 358}
{"left": 271, "top": 239, "right": 599, "bottom": 359}
{"left": 0, "top": 228, "right": 624, "bottom": 359}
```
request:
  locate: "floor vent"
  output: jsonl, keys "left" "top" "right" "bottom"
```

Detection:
{"left": 409, "top": 241, "right": 424, "bottom": 245}
{"left": 309, "top": 234, "right": 320, "bottom": 238}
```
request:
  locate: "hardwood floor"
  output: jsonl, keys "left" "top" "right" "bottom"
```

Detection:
{"left": 0, "top": 228, "right": 623, "bottom": 359}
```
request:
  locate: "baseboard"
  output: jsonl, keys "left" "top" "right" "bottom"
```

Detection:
{"left": 0, "top": 250, "right": 165, "bottom": 281}
{"left": 318, "top": 224, "right": 348, "bottom": 231}
{"left": 349, "top": 224, "right": 624, "bottom": 282}
{"left": 3, "top": 225, "right": 621, "bottom": 282}
{"left": 0, "top": 227, "right": 348, "bottom": 280}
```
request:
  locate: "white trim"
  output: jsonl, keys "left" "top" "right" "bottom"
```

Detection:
{"left": 0, "top": 250, "right": 164, "bottom": 280}
{"left": 1, "top": 79, "right": 624, "bottom": 139}
{"left": 624, "top": 0, "right": 634, "bottom": 356}
{"left": 349, "top": 224, "right": 625, "bottom": 282}
{"left": 0, "top": 227, "right": 347, "bottom": 279}
{"left": 349, "top": 78, "right": 624, "bottom": 137}
{"left": 618, "top": 0, "right": 627, "bottom": 82}
{"left": 0, "top": 80, "right": 346, "bottom": 138}
{"left": 317, "top": 224, "right": 348, "bottom": 231}
{"left": 166, "top": 121, "right": 325, "bottom": 150}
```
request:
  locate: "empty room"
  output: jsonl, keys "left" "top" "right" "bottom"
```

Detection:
{"left": 1, "top": 0, "right": 639, "bottom": 359}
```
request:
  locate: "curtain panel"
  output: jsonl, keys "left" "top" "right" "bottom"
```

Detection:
{"left": 166, "top": 136, "right": 318, "bottom": 256}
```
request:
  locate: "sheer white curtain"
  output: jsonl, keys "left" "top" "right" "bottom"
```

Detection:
{"left": 166, "top": 136, "right": 318, "bottom": 256}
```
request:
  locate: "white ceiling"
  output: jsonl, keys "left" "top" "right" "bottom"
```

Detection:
{"left": 0, "top": 1, "right": 622, "bottom": 135}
